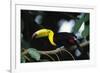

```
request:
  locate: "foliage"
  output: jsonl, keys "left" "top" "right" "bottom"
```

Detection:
{"left": 73, "top": 13, "right": 89, "bottom": 35}
{"left": 27, "top": 48, "right": 40, "bottom": 61}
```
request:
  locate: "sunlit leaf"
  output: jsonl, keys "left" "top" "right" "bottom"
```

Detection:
{"left": 82, "top": 25, "right": 89, "bottom": 38}
{"left": 28, "top": 48, "right": 40, "bottom": 61}
{"left": 73, "top": 14, "right": 89, "bottom": 33}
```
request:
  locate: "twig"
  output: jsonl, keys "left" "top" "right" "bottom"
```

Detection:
{"left": 62, "top": 49, "right": 75, "bottom": 60}
{"left": 54, "top": 53, "right": 60, "bottom": 61}
{"left": 24, "top": 55, "right": 31, "bottom": 62}
{"left": 38, "top": 48, "right": 61, "bottom": 54}
{"left": 71, "top": 40, "right": 89, "bottom": 50}
{"left": 42, "top": 53, "right": 55, "bottom": 61}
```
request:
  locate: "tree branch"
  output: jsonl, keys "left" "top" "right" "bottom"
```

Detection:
{"left": 22, "top": 41, "right": 89, "bottom": 55}
{"left": 38, "top": 41, "right": 89, "bottom": 54}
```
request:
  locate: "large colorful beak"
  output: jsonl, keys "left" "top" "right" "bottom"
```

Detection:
{"left": 32, "top": 29, "right": 56, "bottom": 46}
{"left": 32, "top": 29, "right": 49, "bottom": 38}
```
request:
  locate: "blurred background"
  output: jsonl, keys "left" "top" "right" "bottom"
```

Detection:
{"left": 21, "top": 10, "right": 90, "bottom": 63}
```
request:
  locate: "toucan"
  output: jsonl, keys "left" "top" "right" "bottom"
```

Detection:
{"left": 31, "top": 29, "right": 82, "bottom": 52}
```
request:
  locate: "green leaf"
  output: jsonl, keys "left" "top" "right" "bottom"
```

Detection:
{"left": 82, "top": 25, "right": 89, "bottom": 37}
{"left": 27, "top": 48, "right": 40, "bottom": 61}
{"left": 73, "top": 14, "right": 89, "bottom": 33}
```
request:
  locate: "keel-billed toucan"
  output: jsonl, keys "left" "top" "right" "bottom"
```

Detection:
{"left": 32, "top": 29, "right": 82, "bottom": 52}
